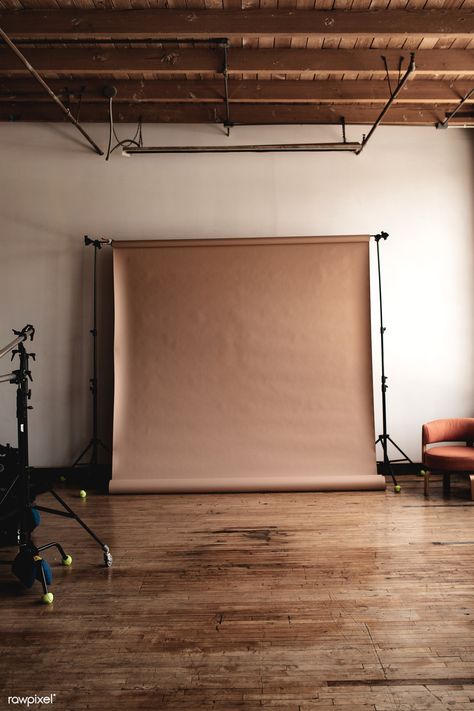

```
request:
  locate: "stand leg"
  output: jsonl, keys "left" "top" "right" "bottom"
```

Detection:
{"left": 35, "top": 558, "right": 49, "bottom": 595}
{"left": 37, "top": 541, "right": 68, "bottom": 560}
{"left": 72, "top": 437, "right": 110, "bottom": 475}
{"left": 34, "top": 557, "right": 54, "bottom": 604}
{"left": 49, "top": 489, "right": 110, "bottom": 554}
{"left": 377, "top": 434, "right": 398, "bottom": 488}
{"left": 72, "top": 440, "right": 94, "bottom": 467}
{"left": 386, "top": 436, "right": 413, "bottom": 464}
{"left": 385, "top": 461, "right": 398, "bottom": 488}
{"left": 98, "top": 439, "right": 110, "bottom": 454}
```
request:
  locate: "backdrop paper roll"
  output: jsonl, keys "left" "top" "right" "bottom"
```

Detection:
{"left": 111, "top": 236, "right": 384, "bottom": 493}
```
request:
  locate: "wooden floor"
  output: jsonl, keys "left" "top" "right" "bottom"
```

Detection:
{"left": 1, "top": 476, "right": 474, "bottom": 710}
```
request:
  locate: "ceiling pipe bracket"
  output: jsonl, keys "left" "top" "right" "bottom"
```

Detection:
{"left": 436, "top": 87, "right": 474, "bottom": 129}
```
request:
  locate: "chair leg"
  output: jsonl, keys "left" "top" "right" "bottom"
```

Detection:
{"left": 469, "top": 475, "right": 474, "bottom": 501}
{"left": 424, "top": 470, "right": 430, "bottom": 498}
{"left": 443, "top": 474, "right": 451, "bottom": 498}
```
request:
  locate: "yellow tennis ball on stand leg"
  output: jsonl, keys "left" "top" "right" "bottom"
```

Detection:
{"left": 79, "top": 489, "right": 87, "bottom": 499}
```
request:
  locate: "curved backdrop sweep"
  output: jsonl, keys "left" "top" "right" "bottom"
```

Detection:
{"left": 110, "top": 236, "right": 384, "bottom": 493}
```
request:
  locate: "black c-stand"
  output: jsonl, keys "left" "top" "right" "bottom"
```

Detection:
{"left": 72, "top": 236, "right": 112, "bottom": 481}
{"left": 374, "top": 232, "right": 413, "bottom": 492}
{"left": 14, "top": 329, "right": 34, "bottom": 550}
{"left": 0, "top": 325, "right": 112, "bottom": 604}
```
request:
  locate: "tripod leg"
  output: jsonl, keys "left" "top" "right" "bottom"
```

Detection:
{"left": 386, "top": 436, "right": 413, "bottom": 464}
{"left": 97, "top": 439, "right": 110, "bottom": 454}
{"left": 37, "top": 541, "right": 66, "bottom": 558}
{"left": 37, "top": 541, "right": 72, "bottom": 565}
{"left": 386, "top": 460, "right": 399, "bottom": 490}
{"left": 378, "top": 435, "right": 399, "bottom": 491}
{"left": 35, "top": 557, "right": 54, "bottom": 604}
{"left": 72, "top": 440, "right": 94, "bottom": 467}
{"left": 48, "top": 489, "right": 112, "bottom": 566}
{"left": 36, "top": 560, "right": 48, "bottom": 594}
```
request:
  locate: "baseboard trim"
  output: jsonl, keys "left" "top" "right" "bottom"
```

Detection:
{"left": 377, "top": 462, "right": 423, "bottom": 476}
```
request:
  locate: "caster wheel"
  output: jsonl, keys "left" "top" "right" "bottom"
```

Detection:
{"left": 394, "top": 485, "right": 401, "bottom": 493}
{"left": 104, "top": 552, "right": 113, "bottom": 567}
{"left": 419, "top": 469, "right": 426, "bottom": 477}
{"left": 41, "top": 592, "right": 54, "bottom": 604}
{"left": 62, "top": 555, "right": 73, "bottom": 567}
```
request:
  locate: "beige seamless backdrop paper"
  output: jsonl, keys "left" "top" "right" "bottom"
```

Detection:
{"left": 110, "top": 236, "right": 384, "bottom": 493}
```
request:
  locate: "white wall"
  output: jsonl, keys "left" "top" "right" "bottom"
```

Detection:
{"left": 0, "top": 122, "right": 472, "bottom": 467}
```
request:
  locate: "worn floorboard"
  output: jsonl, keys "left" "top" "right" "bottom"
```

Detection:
{"left": 1, "top": 476, "right": 474, "bottom": 710}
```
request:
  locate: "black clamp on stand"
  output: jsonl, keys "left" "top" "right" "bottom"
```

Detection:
{"left": 374, "top": 232, "right": 413, "bottom": 492}
{"left": 0, "top": 325, "right": 112, "bottom": 605}
{"left": 71, "top": 236, "right": 112, "bottom": 486}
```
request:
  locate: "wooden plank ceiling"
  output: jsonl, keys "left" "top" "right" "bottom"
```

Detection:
{"left": 0, "top": 2, "right": 473, "bottom": 126}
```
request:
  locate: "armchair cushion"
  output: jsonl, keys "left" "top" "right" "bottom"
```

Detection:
{"left": 424, "top": 445, "right": 474, "bottom": 472}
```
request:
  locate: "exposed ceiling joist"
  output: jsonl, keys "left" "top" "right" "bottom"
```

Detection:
{"left": 3, "top": 101, "right": 470, "bottom": 126}
{"left": 1, "top": 9, "right": 473, "bottom": 40}
{"left": 0, "top": 3, "right": 472, "bottom": 134}
{"left": 0, "top": 47, "right": 472, "bottom": 76}
{"left": 2, "top": 78, "right": 473, "bottom": 105}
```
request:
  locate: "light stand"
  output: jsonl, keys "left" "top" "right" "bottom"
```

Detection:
{"left": 0, "top": 325, "right": 112, "bottom": 604}
{"left": 374, "top": 232, "right": 413, "bottom": 492}
{"left": 72, "top": 236, "right": 111, "bottom": 482}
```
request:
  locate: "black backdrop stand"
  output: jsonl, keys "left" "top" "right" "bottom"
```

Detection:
{"left": 374, "top": 232, "right": 413, "bottom": 492}
{"left": 70, "top": 233, "right": 412, "bottom": 494}
{"left": 71, "top": 236, "right": 111, "bottom": 488}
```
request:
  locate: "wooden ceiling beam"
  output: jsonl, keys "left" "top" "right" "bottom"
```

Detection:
{"left": 1, "top": 101, "right": 471, "bottom": 125}
{"left": 0, "top": 48, "right": 472, "bottom": 75}
{"left": 1, "top": 9, "right": 473, "bottom": 40}
{"left": 1, "top": 78, "right": 473, "bottom": 104}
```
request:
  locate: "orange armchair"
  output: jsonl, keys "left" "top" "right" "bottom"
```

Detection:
{"left": 422, "top": 418, "right": 474, "bottom": 498}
